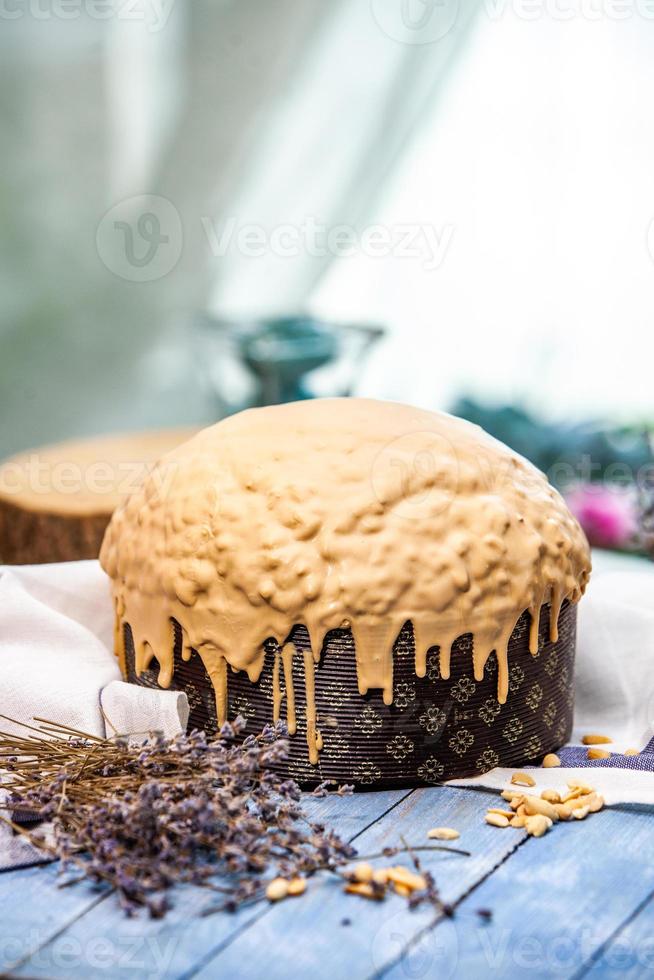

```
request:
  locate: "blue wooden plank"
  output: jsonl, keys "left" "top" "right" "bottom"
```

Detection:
{"left": 582, "top": 891, "right": 654, "bottom": 980}
{"left": 0, "top": 862, "right": 108, "bottom": 975}
{"left": 194, "top": 787, "right": 527, "bottom": 980}
{"left": 383, "top": 805, "right": 654, "bottom": 980}
{"left": 9, "top": 788, "right": 409, "bottom": 979}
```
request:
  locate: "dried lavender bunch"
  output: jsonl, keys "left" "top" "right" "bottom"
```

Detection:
{"left": 0, "top": 717, "right": 356, "bottom": 917}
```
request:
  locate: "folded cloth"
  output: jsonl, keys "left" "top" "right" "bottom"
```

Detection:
{"left": 0, "top": 561, "right": 189, "bottom": 741}
{"left": 100, "top": 680, "right": 189, "bottom": 739}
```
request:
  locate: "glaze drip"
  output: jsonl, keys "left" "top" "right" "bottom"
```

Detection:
{"left": 100, "top": 398, "right": 591, "bottom": 761}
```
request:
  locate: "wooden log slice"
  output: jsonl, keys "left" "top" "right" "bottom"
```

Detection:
{"left": 0, "top": 429, "right": 195, "bottom": 565}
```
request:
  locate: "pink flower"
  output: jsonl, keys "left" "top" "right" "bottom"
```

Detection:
{"left": 565, "top": 483, "right": 639, "bottom": 550}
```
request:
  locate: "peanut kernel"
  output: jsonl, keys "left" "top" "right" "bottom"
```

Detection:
{"left": 511, "top": 771, "right": 536, "bottom": 787}
{"left": 427, "top": 827, "right": 460, "bottom": 841}
{"left": 501, "top": 789, "right": 523, "bottom": 802}
{"left": 587, "top": 793, "right": 605, "bottom": 813}
{"left": 266, "top": 878, "right": 289, "bottom": 901}
{"left": 353, "top": 862, "right": 373, "bottom": 883}
{"left": 345, "top": 882, "right": 382, "bottom": 900}
{"left": 523, "top": 795, "right": 559, "bottom": 821}
{"left": 386, "top": 866, "right": 427, "bottom": 891}
{"left": 486, "top": 812, "right": 510, "bottom": 828}
{"left": 525, "top": 814, "right": 551, "bottom": 837}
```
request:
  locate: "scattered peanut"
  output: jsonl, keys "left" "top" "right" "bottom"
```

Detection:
{"left": 345, "top": 882, "right": 382, "bottom": 900}
{"left": 624, "top": 748, "right": 639, "bottom": 756}
{"left": 561, "top": 788, "right": 585, "bottom": 804}
{"left": 562, "top": 782, "right": 594, "bottom": 804}
{"left": 582, "top": 734, "right": 612, "bottom": 745}
{"left": 266, "top": 878, "right": 289, "bottom": 901}
{"left": 501, "top": 789, "right": 524, "bottom": 802}
{"left": 525, "top": 814, "right": 551, "bottom": 837}
{"left": 393, "top": 882, "right": 412, "bottom": 898}
{"left": 372, "top": 868, "right": 389, "bottom": 886}
{"left": 492, "top": 779, "right": 604, "bottom": 838}
{"left": 587, "top": 793, "right": 605, "bottom": 813}
{"left": 386, "top": 866, "right": 428, "bottom": 892}
{"left": 287, "top": 878, "right": 307, "bottom": 896}
{"left": 542, "top": 753, "right": 561, "bottom": 768}
{"left": 511, "top": 771, "right": 536, "bottom": 787}
{"left": 567, "top": 795, "right": 592, "bottom": 811}
{"left": 428, "top": 827, "right": 460, "bottom": 841}
{"left": 523, "top": 796, "right": 559, "bottom": 821}
{"left": 587, "top": 748, "right": 611, "bottom": 760}
{"left": 486, "top": 812, "right": 510, "bottom": 828}
{"left": 352, "top": 862, "right": 373, "bottom": 883}
{"left": 567, "top": 781, "right": 594, "bottom": 793}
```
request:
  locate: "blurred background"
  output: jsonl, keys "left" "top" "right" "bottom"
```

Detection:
{"left": 1, "top": 0, "right": 654, "bottom": 556}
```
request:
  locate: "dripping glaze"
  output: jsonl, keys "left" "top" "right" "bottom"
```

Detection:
{"left": 100, "top": 398, "right": 591, "bottom": 766}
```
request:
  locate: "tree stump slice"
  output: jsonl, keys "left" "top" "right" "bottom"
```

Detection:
{"left": 0, "top": 429, "right": 195, "bottom": 565}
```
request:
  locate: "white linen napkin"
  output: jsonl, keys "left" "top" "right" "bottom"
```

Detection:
{"left": 0, "top": 561, "right": 188, "bottom": 741}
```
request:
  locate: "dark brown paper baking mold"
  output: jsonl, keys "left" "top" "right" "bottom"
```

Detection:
{"left": 124, "top": 600, "right": 576, "bottom": 790}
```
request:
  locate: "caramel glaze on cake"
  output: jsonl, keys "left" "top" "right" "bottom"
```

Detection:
{"left": 100, "top": 399, "right": 591, "bottom": 765}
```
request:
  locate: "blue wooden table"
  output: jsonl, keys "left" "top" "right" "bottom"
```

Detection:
{"left": 0, "top": 785, "right": 652, "bottom": 979}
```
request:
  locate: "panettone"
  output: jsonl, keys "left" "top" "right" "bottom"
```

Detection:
{"left": 100, "top": 399, "right": 591, "bottom": 788}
